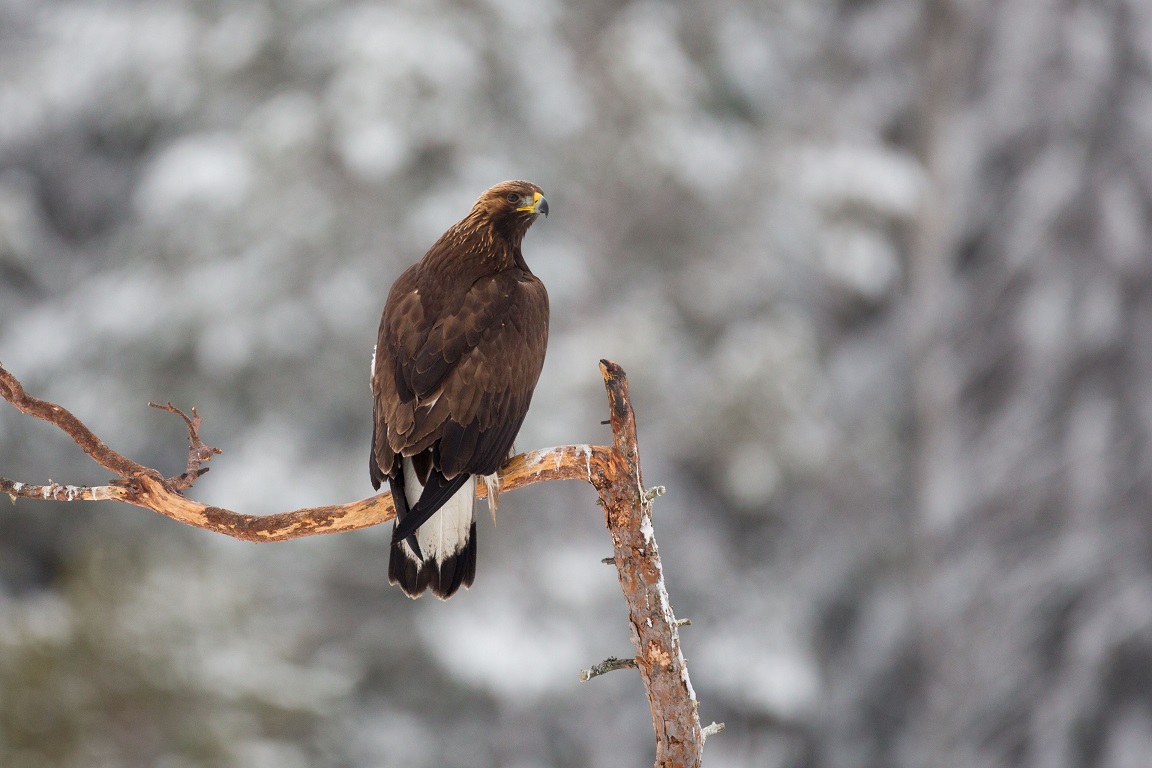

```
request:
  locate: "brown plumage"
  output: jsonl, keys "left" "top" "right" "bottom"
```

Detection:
{"left": 370, "top": 180, "right": 550, "bottom": 599}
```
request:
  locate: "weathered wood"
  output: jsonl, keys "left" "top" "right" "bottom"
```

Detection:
{"left": 591, "top": 360, "right": 704, "bottom": 768}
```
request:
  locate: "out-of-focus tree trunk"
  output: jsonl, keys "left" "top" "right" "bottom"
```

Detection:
{"left": 894, "top": 1, "right": 1152, "bottom": 765}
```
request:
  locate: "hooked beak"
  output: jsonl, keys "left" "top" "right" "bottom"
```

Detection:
{"left": 517, "top": 191, "right": 549, "bottom": 218}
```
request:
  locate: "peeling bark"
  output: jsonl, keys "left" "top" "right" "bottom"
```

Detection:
{"left": 591, "top": 360, "right": 704, "bottom": 768}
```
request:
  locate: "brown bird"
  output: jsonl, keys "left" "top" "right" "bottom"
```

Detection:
{"left": 370, "top": 180, "right": 550, "bottom": 599}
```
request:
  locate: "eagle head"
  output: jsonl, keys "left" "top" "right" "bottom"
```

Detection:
{"left": 472, "top": 180, "right": 549, "bottom": 242}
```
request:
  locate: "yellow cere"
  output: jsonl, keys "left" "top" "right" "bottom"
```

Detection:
{"left": 516, "top": 191, "right": 543, "bottom": 212}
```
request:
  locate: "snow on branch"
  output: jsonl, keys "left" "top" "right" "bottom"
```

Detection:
{"left": 0, "top": 358, "right": 717, "bottom": 767}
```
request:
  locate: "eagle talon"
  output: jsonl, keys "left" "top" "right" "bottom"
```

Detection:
{"left": 483, "top": 473, "right": 501, "bottom": 525}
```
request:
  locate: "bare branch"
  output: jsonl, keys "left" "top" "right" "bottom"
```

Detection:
{"left": 1, "top": 445, "right": 612, "bottom": 542}
{"left": 1, "top": 358, "right": 713, "bottom": 765}
{"left": 0, "top": 361, "right": 160, "bottom": 480}
{"left": 579, "top": 655, "right": 639, "bottom": 682}
{"left": 2, "top": 478, "right": 125, "bottom": 503}
{"left": 0, "top": 363, "right": 608, "bottom": 539}
{"left": 591, "top": 360, "right": 706, "bottom": 766}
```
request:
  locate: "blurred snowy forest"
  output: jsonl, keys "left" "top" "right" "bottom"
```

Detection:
{"left": 1, "top": 0, "right": 1151, "bottom": 766}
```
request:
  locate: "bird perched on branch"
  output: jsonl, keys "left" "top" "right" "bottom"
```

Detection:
{"left": 370, "top": 180, "right": 550, "bottom": 599}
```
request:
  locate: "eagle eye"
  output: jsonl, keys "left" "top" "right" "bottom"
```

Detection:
{"left": 506, "top": 192, "right": 520, "bottom": 204}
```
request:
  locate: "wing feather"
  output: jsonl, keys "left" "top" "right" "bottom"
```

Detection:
{"left": 373, "top": 264, "right": 547, "bottom": 481}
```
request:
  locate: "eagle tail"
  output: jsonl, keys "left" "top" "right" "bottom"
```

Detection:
{"left": 387, "top": 457, "right": 477, "bottom": 600}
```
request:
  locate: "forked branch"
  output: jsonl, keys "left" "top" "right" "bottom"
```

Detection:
{"left": 147, "top": 401, "right": 221, "bottom": 490}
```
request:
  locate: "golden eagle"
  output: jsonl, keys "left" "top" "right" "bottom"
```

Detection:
{"left": 370, "top": 180, "right": 550, "bottom": 599}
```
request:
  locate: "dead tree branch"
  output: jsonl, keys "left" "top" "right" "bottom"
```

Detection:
{"left": 0, "top": 361, "right": 605, "bottom": 539}
{"left": 147, "top": 401, "right": 221, "bottom": 489}
{"left": 0, "top": 358, "right": 713, "bottom": 766}
{"left": 580, "top": 655, "right": 639, "bottom": 682}
{"left": 591, "top": 360, "right": 706, "bottom": 767}
{"left": 0, "top": 361, "right": 161, "bottom": 481}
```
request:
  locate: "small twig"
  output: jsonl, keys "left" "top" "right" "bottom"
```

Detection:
{"left": 642, "top": 485, "right": 665, "bottom": 503}
{"left": 675, "top": 618, "right": 692, "bottom": 627}
{"left": 601, "top": 556, "right": 616, "bottom": 565}
{"left": 149, "top": 401, "right": 222, "bottom": 490}
{"left": 579, "top": 655, "right": 639, "bottom": 682}
{"left": 701, "top": 722, "right": 726, "bottom": 741}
